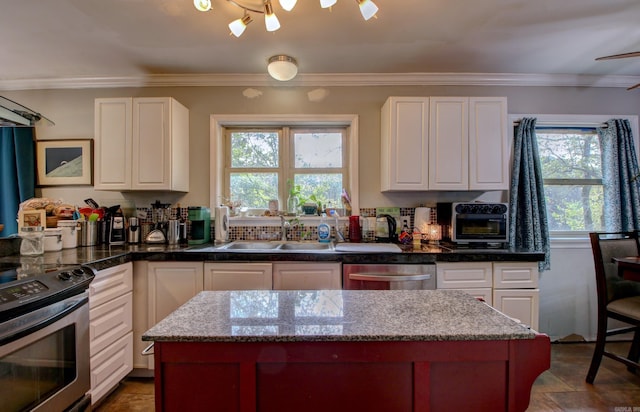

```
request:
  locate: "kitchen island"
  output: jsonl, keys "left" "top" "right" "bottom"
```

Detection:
{"left": 143, "top": 289, "right": 550, "bottom": 412}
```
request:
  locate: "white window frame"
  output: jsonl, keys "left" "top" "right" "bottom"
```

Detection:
{"left": 509, "top": 113, "right": 639, "bottom": 241}
{"left": 210, "top": 114, "right": 359, "bottom": 219}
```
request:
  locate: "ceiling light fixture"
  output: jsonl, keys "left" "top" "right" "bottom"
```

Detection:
{"left": 263, "top": 1, "right": 280, "bottom": 32}
{"left": 267, "top": 55, "right": 298, "bottom": 81}
{"left": 357, "top": 0, "right": 378, "bottom": 20}
{"left": 194, "top": 0, "right": 379, "bottom": 37}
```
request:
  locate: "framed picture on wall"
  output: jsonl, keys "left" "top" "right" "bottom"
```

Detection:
{"left": 17, "top": 209, "right": 46, "bottom": 231}
{"left": 36, "top": 139, "right": 93, "bottom": 186}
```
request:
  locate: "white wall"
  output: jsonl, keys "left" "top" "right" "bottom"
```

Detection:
{"left": 540, "top": 239, "right": 597, "bottom": 341}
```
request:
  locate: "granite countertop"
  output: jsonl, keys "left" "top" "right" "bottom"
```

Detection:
{"left": 0, "top": 238, "right": 545, "bottom": 275}
{"left": 142, "top": 289, "right": 535, "bottom": 343}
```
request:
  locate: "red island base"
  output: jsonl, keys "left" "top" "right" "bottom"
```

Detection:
{"left": 152, "top": 334, "right": 550, "bottom": 412}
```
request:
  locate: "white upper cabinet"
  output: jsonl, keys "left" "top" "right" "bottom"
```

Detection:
{"left": 381, "top": 96, "right": 508, "bottom": 191}
{"left": 428, "top": 97, "right": 469, "bottom": 190}
{"left": 468, "top": 97, "right": 509, "bottom": 190}
{"left": 380, "top": 97, "right": 430, "bottom": 191}
{"left": 94, "top": 97, "right": 189, "bottom": 191}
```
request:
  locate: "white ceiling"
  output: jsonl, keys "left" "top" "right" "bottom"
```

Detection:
{"left": 2, "top": 0, "right": 640, "bottom": 89}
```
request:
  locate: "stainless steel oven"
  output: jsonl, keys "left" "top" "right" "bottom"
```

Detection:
{"left": 343, "top": 264, "right": 436, "bottom": 290}
{"left": 0, "top": 266, "right": 94, "bottom": 412}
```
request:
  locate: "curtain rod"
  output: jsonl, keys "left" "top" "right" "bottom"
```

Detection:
{"left": 512, "top": 119, "right": 608, "bottom": 129}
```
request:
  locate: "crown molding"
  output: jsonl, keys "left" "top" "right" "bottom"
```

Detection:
{"left": 1, "top": 72, "right": 639, "bottom": 91}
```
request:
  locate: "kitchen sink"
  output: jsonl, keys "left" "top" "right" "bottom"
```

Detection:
{"left": 211, "top": 240, "right": 335, "bottom": 252}
{"left": 277, "top": 242, "right": 334, "bottom": 251}
{"left": 223, "top": 241, "right": 281, "bottom": 250}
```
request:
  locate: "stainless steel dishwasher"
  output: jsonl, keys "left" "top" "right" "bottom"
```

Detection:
{"left": 343, "top": 264, "right": 436, "bottom": 290}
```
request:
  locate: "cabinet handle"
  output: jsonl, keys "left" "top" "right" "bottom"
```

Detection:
{"left": 348, "top": 273, "right": 431, "bottom": 282}
{"left": 142, "top": 343, "right": 155, "bottom": 356}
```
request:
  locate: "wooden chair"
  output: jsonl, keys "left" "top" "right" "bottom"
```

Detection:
{"left": 586, "top": 231, "right": 640, "bottom": 383}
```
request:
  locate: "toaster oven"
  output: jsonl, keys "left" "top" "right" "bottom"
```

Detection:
{"left": 452, "top": 202, "right": 509, "bottom": 245}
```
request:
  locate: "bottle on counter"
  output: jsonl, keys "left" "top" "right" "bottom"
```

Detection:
{"left": 317, "top": 213, "right": 331, "bottom": 243}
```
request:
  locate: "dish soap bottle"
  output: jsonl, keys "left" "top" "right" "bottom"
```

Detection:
{"left": 318, "top": 213, "right": 331, "bottom": 243}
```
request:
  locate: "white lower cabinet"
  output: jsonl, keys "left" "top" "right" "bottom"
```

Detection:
{"left": 492, "top": 289, "right": 540, "bottom": 330}
{"left": 145, "top": 261, "right": 204, "bottom": 370}
{"left": 90, "top": 332, "right": 133, "bottom": 403}
{"left": 436, "top": 262, "right": 493, "bottom": 304}
{"left": 88, "top": 262, "right": 133, "bottom": 405}
{"left": 492, "top": 262, "right": 539, "bottom": 330}
{"left": 436, "top": 261, "right": 539, "bottom": 330}
{"left": 204, "top": 262, "right": 272, "bottom": 290}
{"left": 273, "top": 262, "right": 342, "bottom": 290}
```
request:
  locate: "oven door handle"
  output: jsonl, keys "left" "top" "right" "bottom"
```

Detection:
{"left": 0, "top": 292, "right": 89, "bottom": 345}
{"left": 348, "top": 273, "right": 431, "bottom": 282}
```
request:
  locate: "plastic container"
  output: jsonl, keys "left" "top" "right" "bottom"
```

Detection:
{"left": 20, "top": 226, "right": 45, "bottom": 256}
{"left": 44, "top": 228, "right": 63, "bottom": 252}
{"left": 317, "top": 213, "right": 331, "bottom": 243}
{"left": 57, "top": 220, "right": 79, "bottom": 249}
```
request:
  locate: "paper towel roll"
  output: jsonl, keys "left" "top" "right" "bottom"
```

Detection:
{"left": 414, "top": 207, "right": 431, "bottom": 233}
{"left": 215, "top": 206, "right": 229, "bottom": 243}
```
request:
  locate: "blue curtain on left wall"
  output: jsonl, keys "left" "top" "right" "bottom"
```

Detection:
{"left": 0, "top": 127, "right": 36, "bottom": 236}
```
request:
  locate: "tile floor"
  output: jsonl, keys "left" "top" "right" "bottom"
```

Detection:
{"left": 95, "top": 342, "right": 640, "bottom": 411}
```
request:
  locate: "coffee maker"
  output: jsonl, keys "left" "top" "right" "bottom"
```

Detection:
{"left": 188, "top": 207, "right": 211, "bottom": 245}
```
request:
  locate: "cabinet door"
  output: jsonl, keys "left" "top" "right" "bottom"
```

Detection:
{"left": 89, "top": 292, "right": 133, "bottom": 357}
{"left": 131, "top": 97, "right": 189, "bottom": 191}
{"left": 132, "top": 97, "right": 172, "bottom": 190}
{"left": 204, "top": 262, "right": 272, "bottom": 290}
{"left": 273, "top": 263, "right": 342, "bottom": 290}
{"left": 436, "top": 262, "right": 492, "bottom": 289}
{"left": 428, "top": 97, "right": 469, "bottom": 190}
{"left": 493, "top": 289, "right": 539, "bottom": 331}
{"left": 148, "top": 262, "right": 204, "bottom": 326}
{"left": 380, "top": 97, "right": 429, "bottom": 191}
{"left": 94, "top": 98, "right": 132, "bottom": 190}
{"left": 89, "top": 262, "right": 133, "bottom": 309}
{"left": 90, "top": 332, "right": 133, "bottom": 405}
{"left": 469, "top": 97, "right": 508, "bottom": 190}
{"left": 493, "top": 262, "right": 539, "bottom": 289}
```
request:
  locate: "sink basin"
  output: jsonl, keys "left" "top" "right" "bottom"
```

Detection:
{"left": 222, "top": 241, "right": 281, "bottom": 250}
{"left": 278, "top": 242, "right": 334, "bottom": 251}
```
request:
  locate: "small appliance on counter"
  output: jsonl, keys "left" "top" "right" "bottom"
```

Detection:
{"left": 108, "top": 206, "right": 126, "bottom": 245}
{"left": 128, "top": 217, "right": 141, "bottom": 244}
{"left": 188, "top": 206, "right": 211, "bottom": 245}
{"left": 375, "top": 214, "right": 397, "bottom": 243}
{"left": 145, "top": 201, "right": 171, "bottom": 244}
{"left": 214, "top": 205, "right": 229, "bottom": 244}
{"left": 451, "top": 202, "right": 509, "bottom": 247}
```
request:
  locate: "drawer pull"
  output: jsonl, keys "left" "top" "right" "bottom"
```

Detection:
{"left": 348, "top": 273, "right": 431, "bottom": 282}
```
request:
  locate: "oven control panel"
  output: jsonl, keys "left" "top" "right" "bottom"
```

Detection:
{"left": 0, "top": 280, "right": 49, "bottom": 303}
{"left": 0, "top": 265, "right": 95, "bottom": 322}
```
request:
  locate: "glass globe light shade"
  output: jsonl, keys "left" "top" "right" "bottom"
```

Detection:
{"left": 358, "top": 0, "right": 378, "bottom": 20}
{"left": 193, "top": 0, "right": 212, "bottom": 12}
{"left": 267, "top": 56, "right": 298, "bottom": 81}
{"left": 279, "top": 0, "right": 297, "bottom": 11}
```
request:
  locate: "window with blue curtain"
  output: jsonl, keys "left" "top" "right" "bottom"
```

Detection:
{"left": 0, "top": 127, "right": 36, "bottom": 236}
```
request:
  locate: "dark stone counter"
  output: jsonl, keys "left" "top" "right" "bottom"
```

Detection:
{"left": 0, "top": 239, "right": 544, "bottom": 275}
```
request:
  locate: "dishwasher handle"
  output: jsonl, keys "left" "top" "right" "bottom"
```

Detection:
{"left": 348, "top": 273, "right": 431, "bottom": 282}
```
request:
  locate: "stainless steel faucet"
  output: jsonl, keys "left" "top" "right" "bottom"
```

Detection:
{"left": 280, "top": 215, "right": 290, "bottom": 241}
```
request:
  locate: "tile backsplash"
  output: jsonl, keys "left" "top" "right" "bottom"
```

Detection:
{"left": 133, "top": 206, "right": 438, "bottom": 243}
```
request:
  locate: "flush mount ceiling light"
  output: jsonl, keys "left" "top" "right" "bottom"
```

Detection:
{"left": 267, "top": 55, "right": 298, "bottom": 81}
{"left": 194, "top": 0, "right": 379, "bottom": 38}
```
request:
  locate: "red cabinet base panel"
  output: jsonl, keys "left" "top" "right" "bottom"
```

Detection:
{"left": 153, "top": 335, "right": 550, "bottom": 412}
